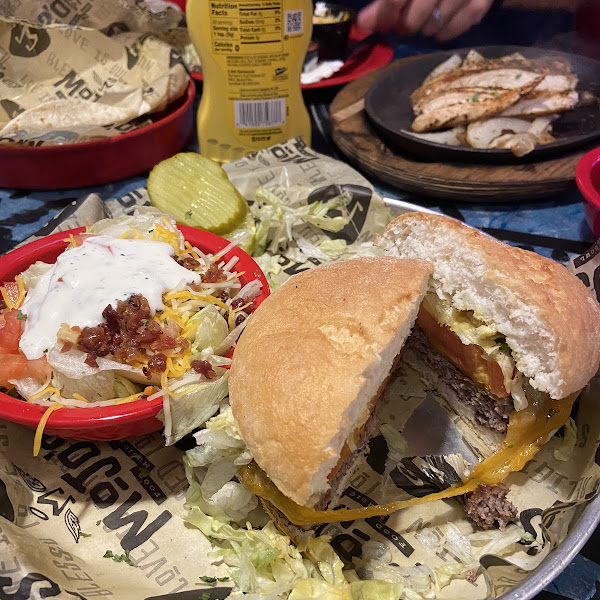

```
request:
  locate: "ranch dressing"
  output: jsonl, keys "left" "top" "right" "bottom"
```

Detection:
{"left": 19, "top": 235, "right": 200, "bottom": 360}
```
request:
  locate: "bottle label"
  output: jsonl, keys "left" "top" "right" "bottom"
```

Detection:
{"left": 210, "top": 0, "right": 298, "bottom": 55}
{"left": 284, "top": 9, "right": 304, "bottom": 34}
{"left": 234, "top": 98, "right": 286, "bottom": 128}
{"left": 190, "top": 0, "right": 312, "bottom": 159}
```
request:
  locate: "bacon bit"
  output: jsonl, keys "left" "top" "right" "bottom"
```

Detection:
{"left": 162, "top": 321, "right": 181, "bottom": 338}
{"left": 149, "top": 335, "right": 178, "bottom": 351}
{"left": 176, "top": 256, "right": 201, "bottom": 271}
{"left": 231, "top": 297, "right": 253, "bottom": 311}
{"left": 78, "top": 294, "right": 172, "bottom": 366}
{"left": 191, "top": 360, "right": 217, "bottom": 379}
{"left": 78, "top": 325, "right": 112, "bottom": 357}
{"left": 84, "top": 354, "right": 99, "bottom": 368}
{"left": 201, "top": 265, "right": 226, "bottom": 283}
{"left": 147, "top": 353, "right": 167, "bottom": 373}
{"left": 60, "top": 342, "right": 73, "bottom": 353}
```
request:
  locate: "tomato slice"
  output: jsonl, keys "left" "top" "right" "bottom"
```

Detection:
{"left": 416, "top": 307, "right": 509, "bottom": 398}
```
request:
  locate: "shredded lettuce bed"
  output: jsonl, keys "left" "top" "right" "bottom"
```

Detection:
{"left": 182, "top": 406, "right": 533, "bottom": 600}
{"left": 243, "top": 187, "right": 385, "bottom": 289}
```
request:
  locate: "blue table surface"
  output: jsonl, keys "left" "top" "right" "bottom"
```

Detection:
{"left": 0, "top": 41, "right": 599, "bottom": 600}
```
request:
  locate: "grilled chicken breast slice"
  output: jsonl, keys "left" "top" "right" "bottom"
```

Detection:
{"left": 500, "top": 91, "right": 579, "bottom": 117}
{"left": 411, "top": 76, "right": 544, "bottom": 133}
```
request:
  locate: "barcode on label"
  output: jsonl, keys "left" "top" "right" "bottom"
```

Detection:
{"left": 285, "top": 9, "right": 303, "bottom": 34}
{"left": 234, "top": 98, "right": 286, "bottom": 128}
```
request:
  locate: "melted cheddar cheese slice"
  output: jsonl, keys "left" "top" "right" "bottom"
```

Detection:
{"left": 239, "top": 392, "right": 577, "bottom": 527}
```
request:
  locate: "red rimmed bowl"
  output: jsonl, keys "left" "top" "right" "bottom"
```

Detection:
{"left": 0, "top": 225, "right": 269, "bottom": 440}
{"left": 0, "top": 80, "right": 196, "bottom": 190}
{"left": 576, "top": 146, "right": 600, "bottom": 237}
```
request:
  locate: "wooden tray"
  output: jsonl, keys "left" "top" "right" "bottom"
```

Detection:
{"left": 330, "top": 58, "right": 593, "bottom": 202}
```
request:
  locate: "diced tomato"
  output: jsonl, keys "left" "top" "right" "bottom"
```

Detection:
{"left": 0, "top": 309, "right": 24, "bottom": 354}
{"left": 0, "top": 309, "right": 52, "bottom": 387}
{"left": 23, "top": 356, "right": 53, "bottom": 380}
{"left": 416, "top": 307, "right": 509, "bottom": 398}
{"left": 0, "top": 354, "right": 27, "bottom": 387}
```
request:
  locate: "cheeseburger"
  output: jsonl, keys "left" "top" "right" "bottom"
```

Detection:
{"left": 228, "top": 217, "right": 600, "bottom": 536}
{"left": 229, "top": 257, "right": 432, "bottom": 538}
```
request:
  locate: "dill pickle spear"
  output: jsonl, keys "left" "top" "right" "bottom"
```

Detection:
{"left": 147, "top": 153, "right": 248, "bottom": 235}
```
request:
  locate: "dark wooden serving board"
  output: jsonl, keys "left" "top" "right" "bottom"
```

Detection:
{"left": 330, "top": 57, "right": 595, "bottom": 202}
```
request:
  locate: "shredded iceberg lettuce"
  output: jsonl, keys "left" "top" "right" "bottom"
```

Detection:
{"left": 184, "top": 409, "right": 407, "bottom": 600}
{"left": 183, "top": 406, "right": 255, "bottom": 522}
{"left": 248, "top": 187, "right": 385, "bottom": 276}
{"left": 162, "top": 370, "right": 230, "bottom": 445}
{"left": 19, "top": 260, "right": 53, "bottom": 290}
{"left": 88, "top": 206, "right": 184, "bottom": 247}
{"left": 356, "top": 522, "right": 526, "bottom": 597}
{"left": 189, "top": 304, "right": 230, "bottom": 354}
{"left": 185, "top": 506, "right": 404, "bottom": 600}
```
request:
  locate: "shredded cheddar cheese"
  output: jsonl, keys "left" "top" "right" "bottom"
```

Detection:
{"left": 29, "top": 385, "right": 61, "bottom": 401}
{"left": 0, "top": 275, "right": 26, "bottom": 309}
{"left": 33, "top": 403, "right": 64, "bottom": 456}
{"left": 72, "top": 393, "right": 89, "bottom": 403}
{"left": 153, "top": 222, "right": 181, "bottom": 253}
{"left": 62, "top": 233, "right": 81, "bottom": 248}
{"left": 183, "top": 241, "right": 201, "bottom": 259}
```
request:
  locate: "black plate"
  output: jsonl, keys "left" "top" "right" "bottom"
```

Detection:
{"left": 364, "top": 45, "right": 600, "bottom": 163}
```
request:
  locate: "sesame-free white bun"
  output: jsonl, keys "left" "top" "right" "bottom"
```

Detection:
{"left": 229, "top": 257, "right": 432, "bottom": 508}
{"left": 376, "top": 212, "right": 600, "bottom": 400}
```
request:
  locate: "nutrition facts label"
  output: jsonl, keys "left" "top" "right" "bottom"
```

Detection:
{"left": 210, "top": 0, "right": 295, "bottom": 55}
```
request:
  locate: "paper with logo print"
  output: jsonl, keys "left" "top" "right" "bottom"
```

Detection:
{"left": 0, "top": 0, "right": 200, "bottom": 76}
{"left": 0, "top": 139, "right": 599, "bottom": 600}
{"left": 0, "top": 10, "right": 189, "bottom": 146}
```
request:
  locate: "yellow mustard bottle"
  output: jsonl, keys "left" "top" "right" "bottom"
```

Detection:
{"left": 187, "top": 0, "right": 313, "bottom": 163}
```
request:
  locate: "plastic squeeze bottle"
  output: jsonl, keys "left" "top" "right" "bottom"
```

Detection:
{"left": 187, "top": 0, "right": 313, "bottom": 163}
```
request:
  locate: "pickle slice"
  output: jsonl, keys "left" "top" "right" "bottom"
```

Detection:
{"left": 147, "top": 153, "right": 248, "bottom": 235}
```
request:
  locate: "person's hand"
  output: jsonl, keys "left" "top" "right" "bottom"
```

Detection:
{"left": 356, "top": 0, "right": 495, "bottom": 42}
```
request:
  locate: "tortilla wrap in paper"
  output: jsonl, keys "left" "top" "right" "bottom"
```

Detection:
{"left": 0, "top": 139, "right": 598, "bottom": 600}
{"left": 0, "top": 5, "right": 189, "bottom": 146}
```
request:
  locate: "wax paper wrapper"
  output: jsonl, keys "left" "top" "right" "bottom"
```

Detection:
{"left": 0, "top": 5, "right": 189, "bottom": 146}
{"left": 0, "top": 139, "right": 599, "bottom": 600}
{"left": 0, "top": 0, "right": 201, "bottom": 75}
